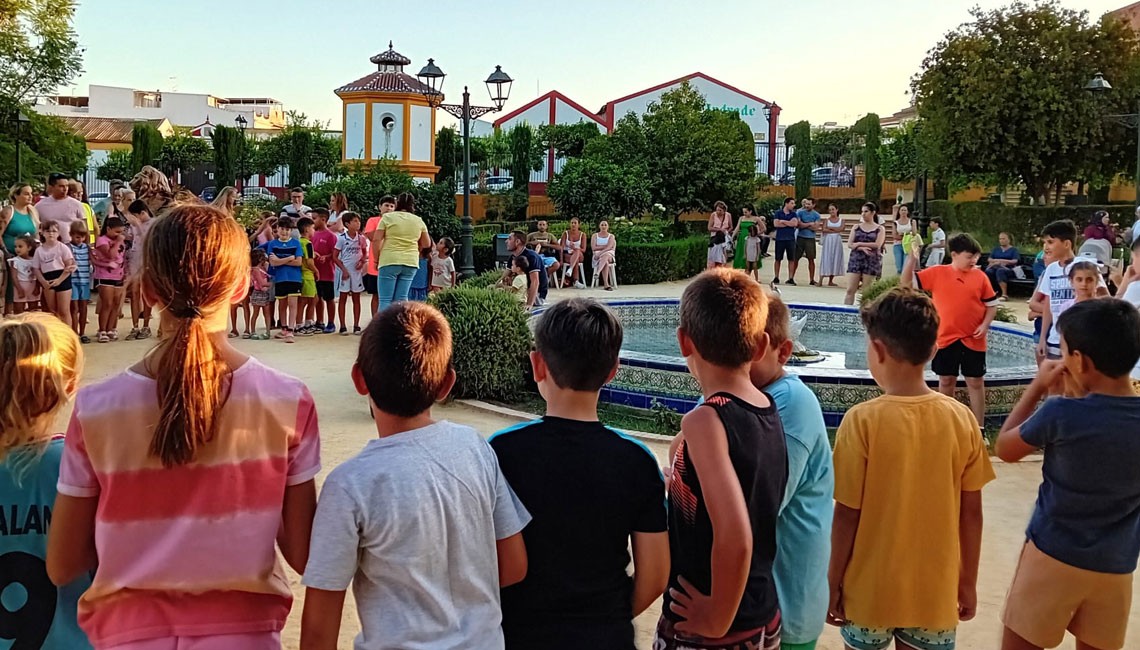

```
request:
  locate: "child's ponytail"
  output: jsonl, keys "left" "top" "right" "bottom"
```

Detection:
{"left": 144, "top": 204, "right": 249, "bottom": 467}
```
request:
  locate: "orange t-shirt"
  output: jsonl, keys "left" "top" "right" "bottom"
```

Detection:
{"left": 915, "top": 264, "right": 999, "bottom": 351}
{"left": 363, "top": 216, "right": 383, "bottom": 276}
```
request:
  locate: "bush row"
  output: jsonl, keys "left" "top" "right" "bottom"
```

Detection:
{"left": 927, "top": 201, "right": 1133, "bottom": 248}
{"left": 428, "top": 287, "right": 533, "bottom": 401}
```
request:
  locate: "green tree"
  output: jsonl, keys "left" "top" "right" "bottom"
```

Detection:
{"left": 812, "top": 126, "right": 852, "bottom": 167}
{"left": 130, "top": 123, "right": 164, "bottom": 173}
{"left": 211, "top": 124, "right": 241, "bottom": 189}
{"left": 785, "top": 121, "right": 813, "bottom": 201}
{"left": 0, "top": 110, "right": 87, "bottom": 184}
{"left": 0, "top": 0, "right": 84, "bottom": 114}
{"left": 547, "top": 157, "right": 651, "bottom": 221}
{"left": 879, "top": 123, "right": 920, "bottom": 183}
{"left": 912, "top": 1, "right": 1140, "bottom": 203}
{"left": 435, "top": 126, "right": 459, "bottom": 183}
{"left": 254, "top": 111, "right": 341, "bottom": 186}
{"left": 157, "top": 128, "right": 211, "bottom": 183}
{"left": 537, "top": 122, "right": 602, "bottom": 158}
{"left": 855, "top": 114, "right": 882, "bottom": 202}
{"left": 97, "top": 148, "right": 132, "bottom": 182}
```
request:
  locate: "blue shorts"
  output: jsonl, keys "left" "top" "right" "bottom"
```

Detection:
{"left": 72, "top": 281, "right": 91, "bottom": 302}
{"left": 542, "top": 256, "right": 557, "bottom": 268}
{"left": 841, "top": 624, "right": 955, "bottom": 650}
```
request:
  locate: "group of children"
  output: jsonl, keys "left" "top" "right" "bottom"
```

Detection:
{"left": 1, "top": 198, "right": 1139, "bottom": 650}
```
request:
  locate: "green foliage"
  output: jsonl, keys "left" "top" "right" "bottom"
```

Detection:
{"left": 211, "top": 125, "right": 242, "bottom": 190}
{"left": 130, "top": 123, "right": 164, "bottom": 174}
{"left": 0, "top": 110, "right": 87, "bottom": 184}
{"left": 157, "top": 128, "right": 211, "bottom": 182}
{"left": 0, "top": 0, "right": 84, "bottom": 112}
{"left": 812, "top": 126, "right": 853, "bottom": 167}
{"left": 857, "top": 276, "right": 901, "bottom": 306}
{"left": 547, "top": 157, "right": 652, "bottom": 221}
{"left": 537, "top": 122, "right": 603, "bottom": 158}
{"left": 428, "top": 287, "right": 532, "bottom": 400}
{"left": 927, "top": 200, "right": 1132, "bottom": 249}
{"left": 912, "top": 1, "right": 1140, "bottom": 203}
{"left": 650, "top": 400, "right": 683, "bottom": 434}
{"left": 879, "top": 123, "right": 921, "bottom": 183}
{"left": 97, "top": 148, "right": 132, "bottom": 182}
{"left": 753, "top": 192, "right": 788, "bottom": 218}
{"left": 785, "top": 121, "right": 813, "bottom": 202}
{"left": 616, "top": 237, "right": 708, "bottom": 284}
{"left": 995, "top": 305, "right": 1018, "bottom": 324}
{"left": 435, "top": 126, "right": 459, "bottom": 183}
{"left": 461, "top": 269, "right": 505, "bottom": 289}
{"left": 855, "top": 114, "right": 882, "bottom": 203}
{"left": 254, "top": 111, "right": 340, "bottom": 186}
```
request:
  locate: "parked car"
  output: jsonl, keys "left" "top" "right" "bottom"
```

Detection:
{"left": 484, "top": 176, "right": 514, "bottom": 193}
{"left": 776, "top": 167, "right": 855, "bottom": 188}
{"left": 88, "top": 192, "right": 109, "bottom": 202}
{"left": 241, "top": 186, "right": 275, "bottom": 201}
{"left": 199, "top": 186, "right": 217, "bottom": 202}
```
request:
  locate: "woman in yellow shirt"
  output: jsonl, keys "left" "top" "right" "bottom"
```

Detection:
{"left": 371, "top": 192, "right": 431, "bottom": 312}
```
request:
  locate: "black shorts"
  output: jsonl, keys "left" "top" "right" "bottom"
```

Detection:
{"left": 93, "top": 278, "right": 123, "bottom": 288}
{"left": 796, "top": 237, "right": 817, "bottom": 260}
{"left": 932, "top": 340, "right": 987, "bottom": 378}
{"left": 775, "top": 239, "right": 796, "bottom": 261}
{"left": 316, "top": 280, "right": 335, "bottom": 301}
{"left": 363, "top": 273, "right": 378, "bottom": 295}
{"left": 42, "top": 269, "right": 73, "bottom": 292}
{"left": 274, "top": 281, "right": 302, "bottom": 299}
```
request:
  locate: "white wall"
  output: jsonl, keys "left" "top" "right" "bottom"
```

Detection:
{"left": 497, "top": 101, "right": 549, "bottom": 131}
{"left": 344, "top": 103, "right": 366, "bottom": 160}
{"left": 370, "top": 102, "right": 403, "bottom": 160}
{"left": 36, "top": 84, "right": 258, "bottom": 128}
{"left": 409, "top": 104, "right": 432, "bottom": 162}
{"left": 611, "top": 76, "right": 771, "bottom": 141}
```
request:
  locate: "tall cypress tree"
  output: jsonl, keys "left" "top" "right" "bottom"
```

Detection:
{"left": 130, "top": 123, "right": 164, "bottom": 173}
{"left": 211, "top": 125, "right": 241, "bottom": 189}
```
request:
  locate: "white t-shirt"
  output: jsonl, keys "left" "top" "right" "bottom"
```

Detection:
{"left": 1035, "top": 258, "right": 1108, "bottom": 347}
{"left": 302, "top": 420, "right": 530, "bottom": 650}
{"left": 335, "top": 231, "right": 366, "bottom": 276}
{"left": 431, "top": 253, "right": 456, "bottom": 289}
{"left": 1121, "top": 281, "right": 1140, "bottom": 379}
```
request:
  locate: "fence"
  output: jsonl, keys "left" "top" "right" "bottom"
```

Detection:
{"left": 457, "top": 194, "right": 556, "bottom": 221}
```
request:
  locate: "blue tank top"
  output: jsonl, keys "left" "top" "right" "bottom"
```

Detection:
{"left": 0, "top": 438, "right": 93, "bottom": 649}
{"left": 3, "top": 208, "right": 36, "bottom": 253}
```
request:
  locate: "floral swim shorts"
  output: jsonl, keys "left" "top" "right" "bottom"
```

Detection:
{"left": 841, "top": 624, "right": 955, "bottom": 650}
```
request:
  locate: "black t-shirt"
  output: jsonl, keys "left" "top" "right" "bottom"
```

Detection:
{"left": 490, "top": 417, "right": 667, "bottom": 649}
{"left": 518, "top": 248, "right": 548, "bottom": 299}
{"left": 663, "top": 392, "right": 788, "bottom": 632}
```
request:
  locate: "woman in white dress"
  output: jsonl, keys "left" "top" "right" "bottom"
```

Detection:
{"left": 818, "top": 204, "right": 845, "bottom": 286}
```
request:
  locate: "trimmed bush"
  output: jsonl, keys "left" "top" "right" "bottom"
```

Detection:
{"left": 927, "top": 201, "right": 1133, "bottom": 249}
{"left": 462, "top": 269, "right": 504, "bottom": 289}
{"left": 857, "top": 276, "right": 900, "bottom": 306}
{"left": 428, "top": 287, "right": 532, "bottom": 401}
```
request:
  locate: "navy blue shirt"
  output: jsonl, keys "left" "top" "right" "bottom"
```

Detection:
{"left": 773, "top": 210, "right": 798, "bottom": 242}
{"left": 990, "top": 246, "right": 1020, "bottom": 263}
{"left": 1020, "top": 394, "right": 1140, "bottom": 573}
{"left": 518, "top": 248, "right": 548, "bottom": 300}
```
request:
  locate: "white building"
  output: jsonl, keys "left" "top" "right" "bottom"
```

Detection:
{"left": 34, "top": 84, "right": 285, "bottom": 131}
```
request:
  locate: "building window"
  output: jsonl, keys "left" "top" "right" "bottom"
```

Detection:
{"left": 133, "top": 91, "right": 162, "bottom": 108}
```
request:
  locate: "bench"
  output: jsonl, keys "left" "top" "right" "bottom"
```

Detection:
{"left": 977, "top": 253, "right": 1038, "bottom": 297}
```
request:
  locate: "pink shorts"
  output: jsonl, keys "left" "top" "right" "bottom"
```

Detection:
{"left": 106, "top": 632, "right": 280, "bottom": 650}
{"left": 14, "top": 280, "right": 39, "bottom": 303}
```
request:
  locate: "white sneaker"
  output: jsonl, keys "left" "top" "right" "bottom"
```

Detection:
{"left": 574, "top": 281, "right": 585, "bottom": 289}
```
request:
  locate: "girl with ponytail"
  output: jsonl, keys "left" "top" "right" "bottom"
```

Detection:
{"left": 48, "top": 203, "right": 322, "bottom": 650}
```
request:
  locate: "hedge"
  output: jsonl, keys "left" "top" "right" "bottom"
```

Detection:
{"left": 428, "top": 287, "right": 532, "bottom": 401}
{"left": 470, "top": 235, "right": 709, "bottom": 284}
{"left": 927, "top": 201, "right": 1134, "bottom": 249}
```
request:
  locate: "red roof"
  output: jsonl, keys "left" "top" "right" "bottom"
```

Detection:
{"left": 335, "top": 72, "right": 436, "bottom": 96}
{"left": 492, "top": 90, "right": 606, "bottom": 128}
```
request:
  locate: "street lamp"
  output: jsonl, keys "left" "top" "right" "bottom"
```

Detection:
{"left": 13, "top": 111, "right": 29, "bottom": 184}
{"left": 1085, "top": 72, "right": 1140, "bottom": 207}
{"left": 234, "top": 114, "right": 249, "bottom": 193}
{"left": 417, "top": 59, "right": 514, "bottom": 279}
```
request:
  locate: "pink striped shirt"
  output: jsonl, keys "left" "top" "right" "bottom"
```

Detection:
{"left": 58, "top": 357, "right": 321, "bottom": 648}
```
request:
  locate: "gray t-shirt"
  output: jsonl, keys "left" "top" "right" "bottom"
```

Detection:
{"left": 303, "top": 420, "right": 531, "bottom": 650}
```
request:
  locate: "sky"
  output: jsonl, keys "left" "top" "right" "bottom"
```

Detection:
{"left": 68, "top": 0, "right": 1126, "bottom": 130}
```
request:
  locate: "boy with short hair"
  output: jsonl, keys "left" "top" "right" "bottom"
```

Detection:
{"left": 68, "top": 220, "right": 93, "bottom": 343}
{"left": 656, "top": 268, "right": 788, "bottom": 649}
{"left": 296, "top": 216, "right": 318, "bottom": 335}
{"left": 490, "top": 298, "right": 670, "bottom": 649}
{"left": 995, "top": 299, "right": 1140, "bottom": 650}
{"left": 1032, "top": 220, "right": 1109, "bottom": 361}
{"left": 309, "top": 207, "right": 339, "bottom": 334}
{"left": 829, "top": 288, "right": 995, "bottom": 650}
{"left": 900, "top": 232, "right": 999, "bottom": 428}
{"left": 301, "top": 302, "right": 530, "bottom": 650}
{"left": 926, "top": 218, "right": 947, "bottom": 266}
{"left": 363, "top": 195, "right": 396, "bottom": 315}
{"left": 334, "top": 212, "right": 368, "bottom": 335}
{"left": 265, "top": 215, "right": 304, "bottom": 343}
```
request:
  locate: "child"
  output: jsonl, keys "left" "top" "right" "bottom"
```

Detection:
{"left": 68, "top": 221, "right": 93, "bottom": 343}
{"left": 92, "top": 216, "right": 127, "bottom": 343}
{"left": 47, "top": 202, "right": 320, "bottom": 649}
{"left": 490, "top": 298, "right": 669, "bottom": 648}
{"left": 1033, "top": 220, "right": 1108, "bottom": 361}
{"left": 309, "top": 208, "right": 339, "bottom": 334}
{"left": 656, "top": 269, "right": 788, "bottom": 649}
{"left": 995, "top": 298, "right": 1140, "bottom": 650}
{"left": 8, "top": 235, "right": 40, "bottom": 313}
{"left": 925, "top": 218, "right": 946, "bottom": 266}
{"left": 296, "top": 216, "right": 319, "bottom": 336}
{"left": 300, "top": 301, "right": 530, "bottom": 648}
{"left": 248, "top": 248, "right": 273, "bottom": 339}
{"left": 499, "top": 255, "right": 529, "bottom": 303}
{"left": 409, "top": 246, "right": 431, "bottom": 301}
{"left": 745, "top": 224, "right": 762, "bottom": 281}
{"left": 33, "top": 220, "right": 76, "bottom": 328}
{"left": 334, "top": 211, "right": 368, "bottom": 335}
{"left": 0, "top": 313, "right": 93, "bottom": 649}
{"left": 707, "top": 230, "right": 728, "bottom": 269}
{"left": 1067, "top": 259, "right": 1100, "bottom": 304}
{"left": 431, "top": 236, "right": 457, "bottom": 293}
{"left": 266, "top": 215, "right": 304, "bottom": 343}
{"left": 828, "top": 288, "right": 995, "bottom": 650}
{"left": 124, "top": 199, "right": 154, "bottom": 341}
{"left": 900, "top": 232, "right": 999, "bottom": 428}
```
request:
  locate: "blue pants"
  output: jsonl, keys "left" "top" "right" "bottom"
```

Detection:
{"left": 377, "top": 264, "right": 418, "bottom": 313}
{"left": 893, "top": 243, "right": 905, "bottom": 275}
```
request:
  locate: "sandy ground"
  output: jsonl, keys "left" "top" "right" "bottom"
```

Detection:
{"left": 50, "top": 262, "right": 1114, "bottom": 650}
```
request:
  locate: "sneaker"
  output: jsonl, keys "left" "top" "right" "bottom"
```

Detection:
{"left": 772, "top": 278, "right": 781, "bottom": 285}
{"left": 339, "top": 326, "right": 348, "bottom": 335}
{"left": 109, "top": 330, "right": 119, "bottom": 341}
{"left": 353, "top": 326, "right": 363, "bottom": 336}
{"left": 997, "top": 295, "right": 1008, "bottom": 302}
{"left": 786, "top": 279, "right": 797, "bottom": 286}
{"left": 80, "top": 335, "right": 91, "bottom": 344}
{"left": 323, "top": 323, "right": 337, "bottom": 334}
{"left": 297, "top": 326, "right": 315, "bottom": 337}
{"left": 139, "top": 327, "right": 152, "bottom": 339}
{"left": 97, "top": 331, "right": 109, "bottom": 343}
{"left": 574, "top": 281, "right": 585, "bottom": 289}
{"left": 126, "top": 328, "right": 140, "bottom": 341}
{"left": 809, "top": 281, "right": 818, "bottom": 286}
{"left": 284, "top": 332, "right": 295, "bottom": 344}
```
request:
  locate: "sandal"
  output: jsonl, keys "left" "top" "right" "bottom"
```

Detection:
{"left": 228, "top": 332, "right": 240, "bottom": 339}
{"left": 242, "top": 332, "right": 253, "bottom": 339}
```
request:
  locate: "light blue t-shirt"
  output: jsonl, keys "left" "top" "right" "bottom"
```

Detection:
{"left": 693, "top": 375, "right": 833, "bottom": 644}
{"left": 0, "top": 438, "right": 93, "bottom": 649}
{"left": 796, "top": 209, "right": 821, "bottom": 240}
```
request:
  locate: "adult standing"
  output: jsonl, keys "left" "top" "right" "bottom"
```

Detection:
{"left": 818, "top": 204, "right": 845, "bottom": 286}
{"left": 363, "top": 195, "right": 396, "bottom": 315}
{"left": 591, "top": 220, "right": 617, "bottom": 291}
{"left": 93, "top": 179, "right": 126, "bottom": 224}
{"left": 732, "top": 205, "right": 757, "bottom": 269}
{"left": 280, "top": 187, "right": 311, "bottom": 219}
{"left": 327, "top": 192, "right": 349, "bottom": 234}
{"left": 129, "top": 166, "right": 174, "bottom": 217}
{"left": 2, "top": 184, "right": 40, "bottom": 314}
{"left": 792, "top": 197, "right": 821, "bottom": 285}
{"left": 843, "top": 203, "right": 886, "bottom": 305}
{"left": 559, "top": 217, "right": 587, "bottom": 288}
{"left": 892, "top": 204, "right": 914, "bottom": 275}
{"left": 68, "top": 180, "right": 99, "bottom": 243}
{"left": 211, "top": 187, "right": 240, "bottom": 219}
{"left": 508, "top": 229, "right": 549, "bottom": 308}
{"left": 985, "top": 232, "right": 1020, "bottom": 301}
{"left": 707, "top": 201, "right": 733, "bottom": 269}
{"left": 36, "top": 173, "right": 87, "bottom": 232}
{"left": 772, "top": 198, "right": 799, "bottom": 285}
{"left": 371, "top": 192, "right": 430, "bottom": 312}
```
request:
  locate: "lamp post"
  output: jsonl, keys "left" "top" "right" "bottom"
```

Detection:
{"left": 1085, "top": 72, "right": 1140, "bottom": 207}
{"left": 417, "top": 59, "right": 513, "bottom": 279}
{"left": 913, "top": 121, "right": 929, "bottom": 237}
{"left": 234, "top": 114, "right": 249, "bottom": 193}
{"left": 13, "top": 111, "right": 29, "bottom": 184}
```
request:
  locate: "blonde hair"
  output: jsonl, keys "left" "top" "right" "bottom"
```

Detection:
{"left": 130, "top": 165, "right": 173, "bottom": 212}
{"left": 8, "top": 183, "right": 30, "bottom": 203}
{"left": 212, "top": 186, "right": 239, "bottom": 210}
{"left": 0, "top": 313, "right": 84, "bottom": 460}
{"left": 143, "top": 203, "right": 249, "bottom": 466}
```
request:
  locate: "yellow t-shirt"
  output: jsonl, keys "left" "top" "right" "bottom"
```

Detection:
{"left": 376, "top": 211, "right": 428, "bottom": 269}
{"left": 833, "top": 392, "right": 995, "bottom": 629}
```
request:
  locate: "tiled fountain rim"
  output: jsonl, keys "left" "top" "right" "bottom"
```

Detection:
{"left": 536, "top": 298, "right": 1038, "bottom": 384}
